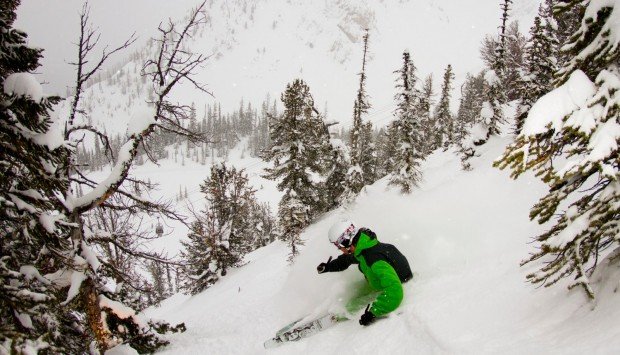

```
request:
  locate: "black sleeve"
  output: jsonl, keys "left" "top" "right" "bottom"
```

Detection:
{"left": 325, "top": 253, "right": 357, "bottom": 272}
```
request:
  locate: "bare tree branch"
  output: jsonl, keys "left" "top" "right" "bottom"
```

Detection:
{"left": 67, "top": 3, "right": 136, "bottom": 130}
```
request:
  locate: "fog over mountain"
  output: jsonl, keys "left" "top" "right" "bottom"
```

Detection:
{"left": 18, "top": 0, "right": 538, "bottom": 125}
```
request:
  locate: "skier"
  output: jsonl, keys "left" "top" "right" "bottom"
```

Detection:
{"left": 317, "top": 220, "right": 413, "bottom": 326}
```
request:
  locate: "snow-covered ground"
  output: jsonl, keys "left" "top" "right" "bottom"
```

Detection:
{"left": 139, "top": 135, "right": 620, "bottom": 354}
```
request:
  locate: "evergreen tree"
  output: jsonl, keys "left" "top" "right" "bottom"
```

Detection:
{"left": 455, "top": 72, "right": 486, "bottom": 170}
{"left": 376, "top": 122, "right": 400, "bottom": 177}
{"left": 515, "top": 2, "right": 559, "bottom": 133}
{"left": 0, "top": 1, "right": 82, "bottom": 352}
{"left": 374, "top": 127, "right": 388, "bottom": 178}
{"left": 481, "top": 5, "right": 527, "bottom": 102}
{"left": 278, "top": 193, "right": 309, "bottom": 262}
{"left": 200, "top": 163, "right": 257, "bottom": 260}
{"left": 344, "top": 29, "right": 373, "bottom": 199}
{"left": 389, "top": 50, "right": 424, "bottom": 193}
{"left": 263, "top": 79, "right": 326, "bottom": 260}
{"left": 503, "top": 21, "right": 527, "bottom": 101}
{"left": 360, "top": 121, "right": 377, "bottom": 185}
{"left": 477, "top": 3, "right": 524, "bottom": 143}
{"left": 418, "top": 75, "right": 435, "bottom": 153}
{"left": 553, "top": 0, "right": 586, "bottom": 68}
{"left": 435, "top": 64, "right": 455, "bottom": 150}
{"left": 249, "top": 202, "right": 277, "bottom": 248}
{"left": 252, "top": 96, "right": 275, "bottom": 158}
{"left": 182, "top": 163, "right": 265, "bottom": 294}
{"left": 148, "top": 261, "right": 170, "bottom": 303}
{"left": 480, "top": 72, "right": 505, "bottom": 140}
{"left": 498, "top": 0, "right": 513, "bottom": 67}
{"left": 323, "top": 138, "right": 350, "bottom": 211}
{"left": 496, "top": 0, "right": 620, "bottom": 298}
{"left": 180, "top": 214, "right": 230, "bottom": 295}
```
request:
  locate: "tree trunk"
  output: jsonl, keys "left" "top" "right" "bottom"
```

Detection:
{"left": 82, "top": 277, "right": 111, "bottom": 352}
{"left": 71, "top": 212, "right": 111, "bottom": 352}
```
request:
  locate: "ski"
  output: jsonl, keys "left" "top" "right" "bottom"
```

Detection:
{"left": 264, "top": 314, "right": 345, "bottom": 349}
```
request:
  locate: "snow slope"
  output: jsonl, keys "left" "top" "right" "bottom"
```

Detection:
{"left": 143, "top": 135, "right": 620, "bottom": 354}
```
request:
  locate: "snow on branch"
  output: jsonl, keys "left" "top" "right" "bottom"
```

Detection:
{"left": 65, "top": 2, "right": 212, "bottom": 215}
{"left": 61, "top": 270, "right": 87, "bottom": 305}
{"left": 68, "top": 140, "right": 138, "bottom": 212}
{"left": 522, "top": 70, "right": 596, "bottom": 135}
{"left": 3, "top": 73, "right": 43, "bottom": 102}
{"left": 570, "top": 1, "right": 620, "bottom": 66}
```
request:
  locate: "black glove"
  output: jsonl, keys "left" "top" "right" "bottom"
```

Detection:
{"left": 359, "top": 305, "right": 376, "bottom": 326}
{"left": 317, "top": 256, "right": 332, "bottom": 274}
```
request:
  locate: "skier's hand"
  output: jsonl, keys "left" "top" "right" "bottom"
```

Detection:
{"left": 359, "top": 305, "right": 376, "bottom": 326}
{"left": 317, "top": 256, "right": 332, "bottom": 274}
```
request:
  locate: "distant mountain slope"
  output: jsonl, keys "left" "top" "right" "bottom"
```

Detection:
{"left": 53, "top": 0, "right": 538, "bottom": 138}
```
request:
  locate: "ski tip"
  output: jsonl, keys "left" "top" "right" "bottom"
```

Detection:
{"left": 263, "top": 339, "right": 280, "bottom": 349}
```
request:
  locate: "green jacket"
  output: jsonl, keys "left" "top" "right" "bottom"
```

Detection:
{"left": 354, "top": 232, "right": 404, "bottom": 316}
{"left": 326, "top": 229, "right": 412, "bottom": 316}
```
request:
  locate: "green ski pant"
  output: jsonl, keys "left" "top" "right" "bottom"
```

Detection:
{"left": 343, "top": 282, "right": 380, "bottom": 318}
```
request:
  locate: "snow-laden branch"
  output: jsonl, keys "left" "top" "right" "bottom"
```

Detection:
{"left": 67, "top": 136, "right": 142, "bottom": 212}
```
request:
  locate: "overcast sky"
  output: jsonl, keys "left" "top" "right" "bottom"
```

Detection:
{"left": 15, "top": 0, "right": 200, "bottom": 96}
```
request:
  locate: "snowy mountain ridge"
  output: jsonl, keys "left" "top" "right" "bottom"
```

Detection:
{"left": 54, "top": 0, "right": 540, "bottom": 138}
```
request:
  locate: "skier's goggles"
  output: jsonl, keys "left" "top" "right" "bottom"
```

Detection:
{"left": 333, "top": 224, "right": 356, "bottom": 248}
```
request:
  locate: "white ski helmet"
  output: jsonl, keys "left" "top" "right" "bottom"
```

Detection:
{"left": 328, "top": 220, "right": 357, "bottom": 247}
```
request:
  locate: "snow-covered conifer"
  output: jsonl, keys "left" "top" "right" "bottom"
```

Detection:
{"left": 279, "top": 193, "right": 309, "bottom": 262}
{"left": 553, "top": 0, "right": 586, "bottom": 68}
{"left": 498, "top": 0, "right": 514, "bottom": 68}
{"left": 454, "top": 72, "right": 487, "bottom": 170}
{"left": 435, "top": 65, "right": 455, "bottom": 150}
{"left": 455, "top": 73, "right": 484, "bottom": 144}
{"left": 263, "top": 79, "right": 326, "bottom": 260}
{"left": 481, "top": 72, "right": 505, "bottom": 140}
{"left": 389, "top": 50, "right": 425, "bottom": 193}
{"left": 360, "top": 121, "right": 377, "bottom": 185}
{"left": 200, "top": 163, "right": 257, "bottom": 260}
{"left": 515, "top": 2, "right": 559, "bottom": 133}
{"left": 344, "top": 29, "right": 373, "bottom": 199}
{"left": 182, "top": 156, "right": 270, "bottom": 293}
{"left": 418, "top": 75, "right": 435, "bottom": 153}
{"left": 0, "top": 1, "right": 80, "bottom": 352}
{"left": 249, "top": 202, "right": 277, "bottom": 248}
{"left": 480, "top": 3, "right": 526, "bottom": 103}
{"left": 148, "top": 261, "right": 171, "bottom": 303}
{"left": 496, "top": 0, "right": 620, "bottom": 298}
{"left": 323, "top": 137, "right": 350, "bottom": 211}
{"left": 181, "top": 213, "right": 231, "bottom": 295}
{"left": 376, "top": 121, "right": 400, "bottom": 176}
{"left": 504, "top": 22, "right": 527, "bottom": 101}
